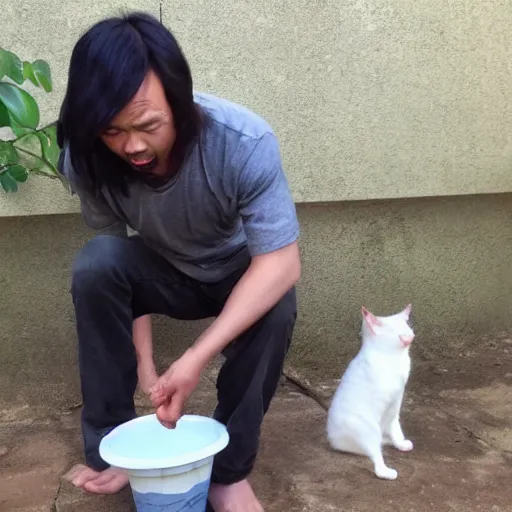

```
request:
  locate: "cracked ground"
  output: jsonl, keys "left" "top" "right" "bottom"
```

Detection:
{"left": 1, "top": 336, "right": 511, "bottom": 512}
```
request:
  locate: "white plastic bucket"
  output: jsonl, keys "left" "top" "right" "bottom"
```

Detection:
{"left": 99, "top": 414, "right": 229, "bottom": 511}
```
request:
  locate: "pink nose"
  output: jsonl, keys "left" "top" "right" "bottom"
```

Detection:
{"left": 400, "top": 335, "right": 414, "bottom": 347}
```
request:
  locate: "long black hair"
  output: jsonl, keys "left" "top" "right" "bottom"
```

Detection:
{"left": 57, "top": 12, "right": 202, "bottom": 195}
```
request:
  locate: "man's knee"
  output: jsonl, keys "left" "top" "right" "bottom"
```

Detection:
{"left": 71, "top": 235, "right": 129, "bottom": 296}
{"left": 266, "top": 287, "right": 297, "bottom": 329}
{"left": 253, "top": 287, "right": 297, "bottom": 356}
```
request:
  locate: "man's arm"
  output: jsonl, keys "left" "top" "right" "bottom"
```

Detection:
{"left": 189, "top": 241, "right": 300, "bottom": 369}
{"left": 190, "top": 131, "right": 300, "bottom": 366}
{"left": 151, "top": 132, "right": 301, "bottom": 425}
{"left": 151, "top": 244, "right": 300, "bottom": 426}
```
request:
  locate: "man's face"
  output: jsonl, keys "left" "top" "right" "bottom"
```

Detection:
{"left": 100, "top": 70, "right": 176, "bottom": 177}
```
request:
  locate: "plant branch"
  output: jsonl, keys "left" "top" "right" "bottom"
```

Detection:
{"left": 14, "top": 121, "right": 56, "bottom": 134}
{"left": 15, "top": 128, "right": 47, "bottom": 144}
{"left": 282, "top": 365, "right": 330, "bottom": 411}
{"left": 14, "top": 145, "right": 55, "bottom": 173}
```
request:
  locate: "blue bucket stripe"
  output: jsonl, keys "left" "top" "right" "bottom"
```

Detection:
{"left": 132, "top": 479, "right": 210, "bottom": 511}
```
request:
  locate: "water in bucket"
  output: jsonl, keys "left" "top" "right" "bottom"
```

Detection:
{"left": 99, "top": 414, "right": 229, "bottom": 511}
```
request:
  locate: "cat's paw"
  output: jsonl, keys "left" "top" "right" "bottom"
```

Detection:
{"left": 375, "top": 466, "right": 398, "bottom": 480}
{"left": 396, "top": 439, "right": 414, "bottom": 452}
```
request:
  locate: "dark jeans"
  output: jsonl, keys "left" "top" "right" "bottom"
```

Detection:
{"left": 71, "top": 235, "right": 296, "bottom": 485}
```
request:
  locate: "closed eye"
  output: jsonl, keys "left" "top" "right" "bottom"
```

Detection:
{"left": 134, "top": 120, "right": 162, "bottom": 132}
{"left": 103, "top": 128, "right": 121, "bottom": 137}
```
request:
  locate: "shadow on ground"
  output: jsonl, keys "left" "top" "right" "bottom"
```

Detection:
{"left": 1, "top": 337, "right": 511, "bottom": 512}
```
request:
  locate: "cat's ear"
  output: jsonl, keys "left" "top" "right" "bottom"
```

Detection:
{"left": 362, "top": 306, "right": 380, "bottom": 334}
{"left": 401, "top": 304, "right": 412, "bottom": 320}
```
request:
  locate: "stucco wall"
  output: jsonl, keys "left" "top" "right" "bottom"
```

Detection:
{"left": 2, "top": 0, "right": 512, "bottom": 217}
{"left": 1, "top": 2, "right": 511, "bottom": 415}
{"left": 1, "top": 194, "right": 511, "bottom": 417}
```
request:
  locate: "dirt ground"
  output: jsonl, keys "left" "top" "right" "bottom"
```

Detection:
{"left": 265, "top": 336, "right": 512, "bottom": 512}
{"left": 0, "top": 336, "right": 511, "bottom": 512}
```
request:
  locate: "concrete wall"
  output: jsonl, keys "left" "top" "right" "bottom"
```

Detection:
{"left": 1, "top": 1, "right": 512, "bottom": 415}
{"left": 2, "top": 194, "right": 512, "bottom": 418}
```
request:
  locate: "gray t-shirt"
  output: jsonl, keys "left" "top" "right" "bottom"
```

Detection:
{"left": 60, "top": 92, "right": 300, "bottom": 283}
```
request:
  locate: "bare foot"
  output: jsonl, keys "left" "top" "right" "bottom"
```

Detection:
{"left": 63, "top": 464, "right": 129, "bottom": 494}
{"left": 208, "top": 479, "right": 264, "bottom": 512}
{"left": 137, "top": 359, "right": 158, "bottom": 395}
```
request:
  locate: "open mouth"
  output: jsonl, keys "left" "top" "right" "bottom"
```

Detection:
{"left": 130, "top": 157, "right": 157, "bottom": 171}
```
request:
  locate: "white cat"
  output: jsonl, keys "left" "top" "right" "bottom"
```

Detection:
{"left": 327, "top": 304, "right": 415, "bottom": 480}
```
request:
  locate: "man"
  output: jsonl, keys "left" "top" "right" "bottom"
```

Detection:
{"left": 57, "top": 11, "right": 300, "bottom": 512}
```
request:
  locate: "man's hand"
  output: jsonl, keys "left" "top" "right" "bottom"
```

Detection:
{"left": 149, "top": 348, "right": 204, "bottom": 428}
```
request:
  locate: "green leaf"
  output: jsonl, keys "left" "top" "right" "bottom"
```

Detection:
{"left": 0, "top": 101, "right": 10, "bottom": 128}
{"left": 13, "top": 129, "right": 60, "bottom": 178}
{"left": 9, "top": 115, "right": 34, "bottom": 137}
{"left": 0, "top": 170, "right": 19, "bottom": 192}
{"left": 0, "top": 140, "right": 20, "bottom": 166}
{"left": 37, "top": 124, "right": 59, "bottom": 168}
{"left": 23, "top": 61, "right": 38, "bottom": 87}
{"left": 0, "top": 48, "right": 24, "bottom": 84}
{"left": 31, "top": 60, "right": 52, "bottom": 92}
{"left": 7, "top": 164, "right": 28, "bottom": 182}
{"left": 13, "top": 132, "right": 45, "bottom": 170}
{"left": 0, "top": 82, "right": 39, "bottom": 129}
